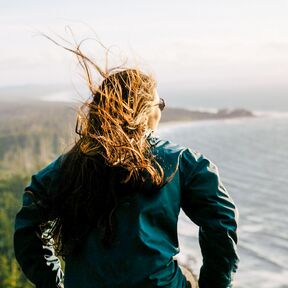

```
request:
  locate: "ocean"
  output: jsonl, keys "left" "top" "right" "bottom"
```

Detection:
{"left": 157, "top": 112, "right": 288, "bottom": 288}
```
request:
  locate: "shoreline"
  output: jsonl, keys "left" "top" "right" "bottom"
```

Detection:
{"left": 160, "top": 107, "right": 255, "bottom": 123}
{"left": 157, "top": 116, "right": 257, "bottom": 132}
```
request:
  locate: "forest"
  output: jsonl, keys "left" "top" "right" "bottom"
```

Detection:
{"left": 0, "top": 101, "right": 76, "bottom": 287}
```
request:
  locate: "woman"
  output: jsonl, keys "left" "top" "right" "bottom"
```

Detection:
{"left": 14, "top": 45, "right": 239, "bottom": 288}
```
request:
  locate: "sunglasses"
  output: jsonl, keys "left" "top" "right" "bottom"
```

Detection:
{"left": 156, "top": 98, "right": 165, "bottom": 111}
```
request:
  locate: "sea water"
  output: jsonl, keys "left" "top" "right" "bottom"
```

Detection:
{"left": 157, "top": 113, "right": 288, "bottom": 288}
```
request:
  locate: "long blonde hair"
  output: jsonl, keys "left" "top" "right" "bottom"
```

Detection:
{"left": 77, "top": 68, "right": 164, "bottom": 185}
{"left": 39, "top": 38, "right": 167, "bottom": 255}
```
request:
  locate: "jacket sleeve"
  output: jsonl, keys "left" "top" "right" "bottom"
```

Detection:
{"left": 179, "top": 148, "right": 240, "bottom": 288}
{"left": 14, "top": 156, "right": 64, "bottom": 288}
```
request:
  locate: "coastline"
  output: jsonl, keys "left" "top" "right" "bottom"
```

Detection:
{"left": 160, "top": 107, "right": 255, "bottom": 123}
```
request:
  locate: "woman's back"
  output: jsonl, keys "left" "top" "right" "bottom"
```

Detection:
{"left": 14, "top": 133, "right": 239, "bottom": 287}
{"left": 63, "top": 134, "right": 185, "bottom": 287}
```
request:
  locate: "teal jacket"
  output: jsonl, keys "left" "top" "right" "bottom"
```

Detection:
{"left": 14, "top": 133, "right": 239, "bottom": 287}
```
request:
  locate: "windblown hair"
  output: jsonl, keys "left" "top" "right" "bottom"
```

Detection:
{"left": 76, "top": 68, "right": 162, "bottom": 184}
{"left": 38, "top": 39, "right": 171, "bottom": 256}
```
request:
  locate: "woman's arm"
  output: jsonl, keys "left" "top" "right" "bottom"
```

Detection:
{"left": 179, "top": 148, "right": 240, "bottom": 288}
{"left": 14, "top": 157, "right": 64, "bottom": 288}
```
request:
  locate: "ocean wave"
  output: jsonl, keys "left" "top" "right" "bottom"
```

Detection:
{"left": 238, "top": 242, "right": 287, "bottom": 270}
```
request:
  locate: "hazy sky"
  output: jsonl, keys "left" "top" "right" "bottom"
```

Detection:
{"left": 1, "top": 0, "right": 288, "bottom": 104}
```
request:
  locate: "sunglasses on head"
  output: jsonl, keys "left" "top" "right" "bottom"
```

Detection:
{"left": 156, "top": 98, "right": 165, "bottom": 111}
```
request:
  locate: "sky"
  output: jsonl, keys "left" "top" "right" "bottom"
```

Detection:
{"left": 1, "top": 0, "right": 288, "bottom": 109}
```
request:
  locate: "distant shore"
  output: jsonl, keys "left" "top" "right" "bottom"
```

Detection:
{"left": 160, "top": 107, "right": 255, "bottom": 123}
